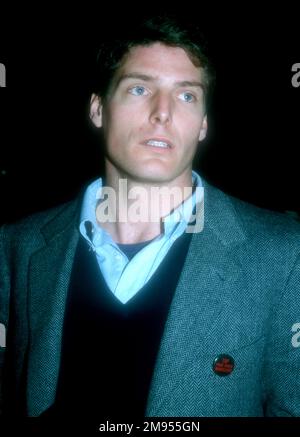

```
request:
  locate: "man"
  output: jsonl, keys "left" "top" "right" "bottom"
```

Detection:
{"left": 0, "top": 16, "right": 300, "bottom": 418}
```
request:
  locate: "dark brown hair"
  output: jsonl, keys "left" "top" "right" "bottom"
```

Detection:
{"left": 93, "top": 15, "right": 215, "bottom": 108}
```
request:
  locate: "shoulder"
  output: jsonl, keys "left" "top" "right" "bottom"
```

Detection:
{"left": 202, "top": 181, "right": 300, "bottom": 286}
{"left": 202, "top": 181, "right": 300, "bottom": 328}
{"left": 0, "top": 198, "right": 80, "bottom": 254}
{"left": 204, "top": 180, "right": 300, "bottom": 246}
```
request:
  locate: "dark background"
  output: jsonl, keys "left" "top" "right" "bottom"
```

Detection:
{"left": 0, "top": 5, "right": 299, "bottom": 225}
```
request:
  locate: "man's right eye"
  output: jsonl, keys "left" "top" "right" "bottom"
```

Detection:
{"left": 128, "top": 86, "right": 149, "bottom": 96}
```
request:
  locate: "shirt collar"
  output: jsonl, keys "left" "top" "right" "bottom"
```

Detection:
{"left": 79, "top": 178, "right": 114, "bottom": 247}
{"left": 163, "top": 171, "right": 203, "bottom": 236}
{"left": 79, "top": 171, "right": 203, "bottom": 247}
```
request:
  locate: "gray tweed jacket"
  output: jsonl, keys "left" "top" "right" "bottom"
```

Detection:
{"left": 0, "top": 181, "right": 300, "bottom": 417}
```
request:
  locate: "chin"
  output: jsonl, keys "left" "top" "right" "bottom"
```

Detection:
{"left": 131, "top": 170, "right": 178, "bottom": 185}
{"left": 134, "top": 162, "right": 177, "bottom": 181}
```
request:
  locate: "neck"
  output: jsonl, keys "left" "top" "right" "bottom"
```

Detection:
{"left": 96, "top": 168, "right": 194, "bottom": 244}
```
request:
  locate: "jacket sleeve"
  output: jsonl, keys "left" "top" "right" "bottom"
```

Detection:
{"left": 0, "top": 225, "right": 10, "bottom": 416}
{"left": 264, "top": 253, "right": 300, "bottom": 416}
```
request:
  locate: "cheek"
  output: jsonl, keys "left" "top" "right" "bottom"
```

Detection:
{"left": 109, "top": 104, "right": 143, "bottom": 135}
{"left": 107, "top": 105, "right": 126, "bottom": 128}
{"left": 179, "top": 116, "right": 204, "bottom": 144}
{"left": 192, "top": 114, "right": 206, "bottom": 139}
{"left": 105, "top": 108, "right": 128, "bottom": 142}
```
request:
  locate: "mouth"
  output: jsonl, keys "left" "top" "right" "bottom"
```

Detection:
{"left": 142, "top": 138, "right": 173, "bottom": 150}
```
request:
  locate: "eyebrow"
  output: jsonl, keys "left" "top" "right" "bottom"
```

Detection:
{"left": 117, "top": 73, "right": 204, "bottom": 90}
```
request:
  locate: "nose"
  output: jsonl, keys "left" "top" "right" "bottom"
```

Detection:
{"left": 149, "top": 92, "right": 172, "bottom": 126}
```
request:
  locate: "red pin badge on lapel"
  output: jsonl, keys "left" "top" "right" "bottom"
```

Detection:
{"left": 213, "top": 354, "right": 234, "bottom": 376}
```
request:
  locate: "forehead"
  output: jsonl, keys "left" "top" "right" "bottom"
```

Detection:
{"left": 117, "top": 43, "right": 203, "bottom": 82}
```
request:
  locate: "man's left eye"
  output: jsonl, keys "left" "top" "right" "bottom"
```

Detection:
{"left": 179, "top": 92, "right": 195, "bottom": 103}
{"left": 129, "top": 86, "right": 148, "bottom": 96}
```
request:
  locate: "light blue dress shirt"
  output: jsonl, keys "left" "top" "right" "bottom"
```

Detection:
{"left": 79, "top": 171, "right": 203, "bottom": 304}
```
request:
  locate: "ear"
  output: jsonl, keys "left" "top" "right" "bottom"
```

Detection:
{"left": 89, "top": 93, "right": 103, "bottom": 128}
{"left": 199, "top": 115, "right": 208, "bottom": 142}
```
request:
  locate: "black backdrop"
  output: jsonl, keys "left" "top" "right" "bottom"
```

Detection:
{"left": 0, "top": 5, "right": 299, "bottom": 225}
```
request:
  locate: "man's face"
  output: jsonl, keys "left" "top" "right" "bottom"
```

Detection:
{"left": 91, "top": 43, "right": 208, "bottom": 186}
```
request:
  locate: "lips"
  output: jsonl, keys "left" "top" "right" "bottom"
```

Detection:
{"left": 142, "top": 137, "right": 173, "bottom": 149}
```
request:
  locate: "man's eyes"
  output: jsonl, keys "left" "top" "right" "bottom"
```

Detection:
{"left": 127, "top": 86, "right": 197, "bottom": 103}
{"left": 128, "top": 86, "right": 149, "bottom": 96}
{"left": 178, "top": 92, "right": 197, "bottom": 103}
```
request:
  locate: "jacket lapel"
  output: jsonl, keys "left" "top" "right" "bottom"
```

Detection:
{"left": 26, "top": 201, "right": 80, "bottom": 416}
{"left": 146, "top": 183, "right": 246, "bottom": 416}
